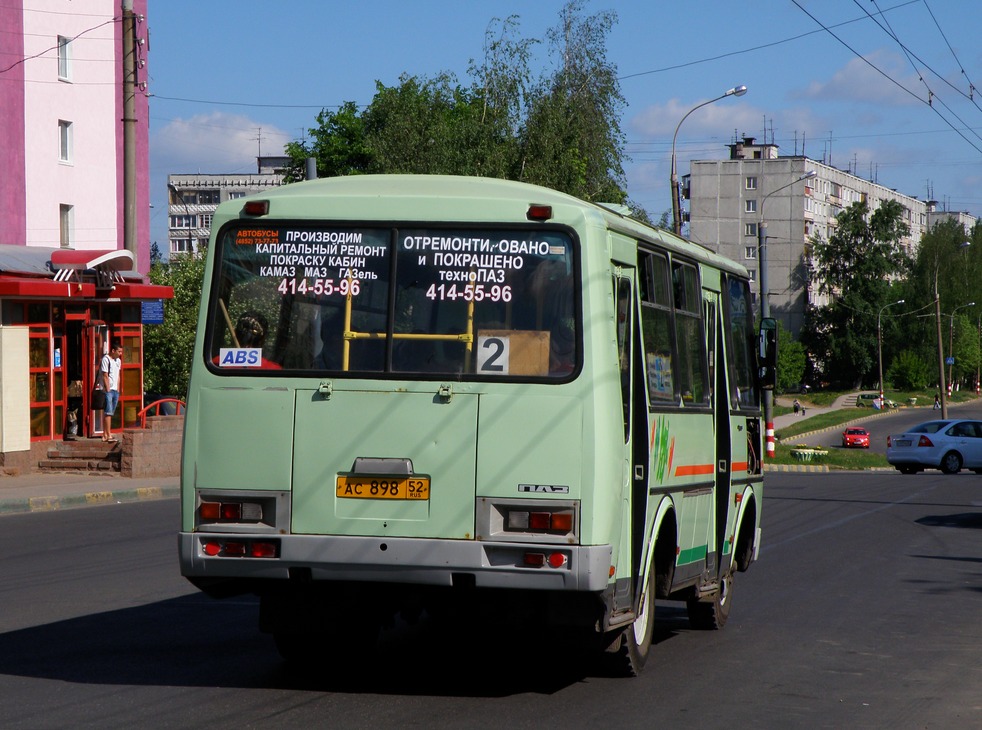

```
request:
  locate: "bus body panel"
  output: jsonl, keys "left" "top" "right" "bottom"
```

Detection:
{"left": 292, "top": 387, "right": 478, "bottom": 538}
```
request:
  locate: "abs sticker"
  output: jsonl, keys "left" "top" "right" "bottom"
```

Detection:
{"left": 518, "top": 484, "right": 569, "bottom": 494}
{"left": 218, "top": 348, "right": 262, "bottom": 367}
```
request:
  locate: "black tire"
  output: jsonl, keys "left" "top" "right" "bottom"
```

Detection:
{"left": 687, "top": 570, "right": 733, "bottom": 630}
{"left": 603, "top": 563, "right": 655, "bottom": 677}
{"left": 940, "top": 451, "right": 963, "bottom": 474}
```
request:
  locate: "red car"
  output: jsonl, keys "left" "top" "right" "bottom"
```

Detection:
{"left": 842, "top": 427, "right": 871, "bottom": 449}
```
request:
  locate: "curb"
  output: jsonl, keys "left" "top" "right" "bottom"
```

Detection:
{"left": 0, "top": 485, "right": 179, "bottom": 515}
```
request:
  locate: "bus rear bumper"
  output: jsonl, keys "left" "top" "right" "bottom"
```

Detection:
{"left": 179, "top": 532, "right": 613, "bottom": 593}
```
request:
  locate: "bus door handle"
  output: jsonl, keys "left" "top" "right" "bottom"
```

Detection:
{"left": 318, "top": 381, "right": 333, "bottom": 400}
{"left": 438, "top": 383, "right": 454, "bottom": 402}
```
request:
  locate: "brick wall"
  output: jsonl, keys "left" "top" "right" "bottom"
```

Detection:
{"left": 122, "top": 415, "right": 183, "bottom": 478}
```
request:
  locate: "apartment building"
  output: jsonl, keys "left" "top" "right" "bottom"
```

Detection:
{"left": 686, "top": 137, "right": 932, "bottom": 336}
{"left": 166, "top": 157, "right": 288, "bottom": 256}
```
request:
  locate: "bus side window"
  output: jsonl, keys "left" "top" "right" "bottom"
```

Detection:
{"left": 638, "top": 250, "right": 676, "bottom": 404}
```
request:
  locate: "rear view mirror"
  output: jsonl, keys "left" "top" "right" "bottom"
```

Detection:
{"left": 758, "top": 318, "right": 777, "bottom": 390}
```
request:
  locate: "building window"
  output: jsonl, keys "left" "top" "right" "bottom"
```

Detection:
{"left": 58, "top": 120, "right": 72, "bottom": 162}
{"left": 59, "top": 204, "right": 73, "bottom": 247}
{"left": 745, "top": 199, "right": 756, "bottom": 213}
{"left": 745, "top": 246, "right": 757, "bottom": 260}
{"left": 57, "top": 36, "right": 71, "bottom": 81}
{"left": 745, "top": 176, "right": 757, "bottom": 191}
{"left": 747, "top": 269, "right": 756, "bottom": 283}
{"left": 199, "top": 190, "right": 220, "bottom": 205}
{"left": 745, "top": 222, "right": 758, "bottom": 237}
{"left": 170, "top": 215, "right": 195, "bottom": 229}
{"left": 200, "top": 213, "right": 213, "bottom": 229}
{"left": 228, "top": 191, "right": 246, "bottom": 200}
{"left": 171, "top": 238, "right": 192, "bottom": 254}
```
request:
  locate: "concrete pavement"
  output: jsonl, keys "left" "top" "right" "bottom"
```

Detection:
{"left": 0, "top": 471, "right": 178, "bottom": 515}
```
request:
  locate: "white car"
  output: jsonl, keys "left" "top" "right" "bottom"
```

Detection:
{"left": 886, "top": 419, "right": 982, "bottom": 475}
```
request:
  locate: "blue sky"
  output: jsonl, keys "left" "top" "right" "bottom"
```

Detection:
{"left": 146, "top": 0, "right": 982, "bottom": 249}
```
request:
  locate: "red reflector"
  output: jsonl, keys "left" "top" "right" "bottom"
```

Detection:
{"left": 548, "top": 552, "right": 568, "bottom": 568}
{"left": 550, "top": 512, "right": 573, "bottom": 532}
{"left": 527, "top": 204, "right": 553, "bottom": 221}
{"left": 250, "top": 542, "right": 277, "bottom": 558}
{"left": 524, "top": 552, "right": 546, "bottom": 567}
{"left": 223, "top": 542, "right": 246, "bottom": 557}
{"left": 199, "top": 502, "right": 221, "bottom": 520}
{"left": 529, "top": 512, "right": 551, "bottom": 530}
{"left": 221, "top": 503, "right": 242, "bottom": 520}
{"left": 203, "top": 541, "right": 221, "bottom": 556}
{"left": 243, "top": 200, "right": 269, "bottom": 216}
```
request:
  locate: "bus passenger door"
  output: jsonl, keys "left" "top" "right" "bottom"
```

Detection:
{"left": 614, "top": 270, "right": 650, "bottom": 614}
{"left": 709, "top": 297, "right": 732, "bottom": 576}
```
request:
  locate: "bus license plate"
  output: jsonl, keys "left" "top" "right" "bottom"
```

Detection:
{"left": 336, "top": 476, "right": 430, "bottom": 500}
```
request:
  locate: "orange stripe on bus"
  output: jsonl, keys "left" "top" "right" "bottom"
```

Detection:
{"left": 732, "top": 461, "right": 748, "bottom": 472}
{"left": 674, "top": 463, "right": 714, "bottom": 477}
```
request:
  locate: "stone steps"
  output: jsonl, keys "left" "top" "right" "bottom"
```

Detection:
{"left": 39, "top": 440, "right": 121, "bottom": 473}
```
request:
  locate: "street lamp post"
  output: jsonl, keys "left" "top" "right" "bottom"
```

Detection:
{"left": 670, "top": 85, "right": 747, "bottom": 235}
{"left": 877, "top": 299, "right": 905, "bottom": 407}
{"left": 947, "top": 301, "right": 975, "bottom": 397}
{"left": 757, "top": 169, "right": 817, "bottom": 459}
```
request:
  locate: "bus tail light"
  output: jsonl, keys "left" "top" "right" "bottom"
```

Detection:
{"left": 242, "top": 200, "right": 269, "bottom": 216}
{"left": 522, "top": 551, "right": 569, "bottom": 568}
{"left": 200, "top": 538, "right": 279, "bottom": 558}
{"left": 527, "top": 204, "right": 553, "bottom": 221}
{"left": 507, "top": 508, "right": 574, "bottom": 533}
{"left": 198, "top": 500, "right": 264, "bottom": 523}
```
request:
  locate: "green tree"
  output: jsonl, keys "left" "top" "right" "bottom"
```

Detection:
{"left": 776, "top": 323, "right": 806, "bottom": 392}
{"left": 283, "top": 1, "right": 634, "bottom": 212}
{"left": 886, "top": 349, "right": 931, "bottom": 390}
{"left": 517, "top": 0, "right": 626, "bottom": 202}
{"left": 143, "top": 251, "right": 206, "bottom": 397}
{"left": 802, "top": 200, "right": 910, "bottom": 388}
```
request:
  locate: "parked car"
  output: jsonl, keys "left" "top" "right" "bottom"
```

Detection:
{"left": 886, "top": 419, "right": 982, "bottom": 474}
{"left": 841, "top": 427, "right": 870, "bottom": 449}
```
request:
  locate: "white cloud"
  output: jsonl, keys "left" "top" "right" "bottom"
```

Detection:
{"left": 151, "top": 112, "right": 293, "bottom": 174}
{"left": 793, "top": 51, "right": 922, "bottom": 107}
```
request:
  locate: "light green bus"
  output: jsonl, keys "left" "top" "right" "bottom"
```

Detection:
{"left": 178, "top": 175, "right": 773, "bottom": 675}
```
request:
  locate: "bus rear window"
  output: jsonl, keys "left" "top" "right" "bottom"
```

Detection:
{"left": 207, "top": 225, "right": 578, "bottom": 379}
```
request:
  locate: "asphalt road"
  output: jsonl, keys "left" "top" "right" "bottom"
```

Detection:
{"left": 0, "top": 473, "right": 980, "bottom": 728}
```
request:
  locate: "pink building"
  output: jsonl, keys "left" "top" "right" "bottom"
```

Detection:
{"left": 0, "top": 1, "right": 172, "bottom": 471}
{"left": 1, "top": 0, "right": 151, "bottom": 268}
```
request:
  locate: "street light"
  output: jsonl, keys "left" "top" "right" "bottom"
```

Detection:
{"left": 757, "top": 169, "right": 817, "bottom": 459}
{"left": 934, "top": 241, "right": 971, "bottom": 418}
{"left": 670, "top": 85, "right": 748, "bottom": 235}
{"left": 877, "top": 299, "right": 904, "bottom": 407}
{"left": 947, "top": 301, "right": 975, "bottom": 397}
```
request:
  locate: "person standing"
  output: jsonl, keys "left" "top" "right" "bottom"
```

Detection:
{"left": 100, "top": 344, "right": 123, "bottom": 442}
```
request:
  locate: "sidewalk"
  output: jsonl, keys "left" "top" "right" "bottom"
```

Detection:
{"left": 0, "top": 471, "right": 178, "bottom": 515}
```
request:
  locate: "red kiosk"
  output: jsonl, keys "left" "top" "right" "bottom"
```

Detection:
{"left": 0, "top": 245, "right": 174, "bottom": 469}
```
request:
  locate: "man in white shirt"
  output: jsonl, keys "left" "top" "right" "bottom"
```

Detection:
{"left": 100, "top": 344, "right": 123, "bottom": 442}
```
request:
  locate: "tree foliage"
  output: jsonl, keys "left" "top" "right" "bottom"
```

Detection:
{"left": 776, "top": 321, "right": 806, "bottom": 392}
{"left": 886, "top": 349, "right": 932, "bottom": 390}
{"left": 801, "top": 201, "right": 911, "bottom": 388}
{"left": 143, "top": 249, "right": 206, "bottom": 397}
{"left": 284, "top": 1, "right": 630, "bottom": 208}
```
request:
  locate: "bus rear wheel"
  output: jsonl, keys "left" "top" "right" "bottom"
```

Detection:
{"left": 687, "top": 570, "right": 733, "bottom": 630}
{"left": 603, "top": 565, "right": 655, "bottom": 677}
